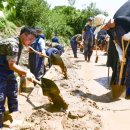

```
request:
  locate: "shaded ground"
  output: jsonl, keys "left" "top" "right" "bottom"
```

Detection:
{"left": 2, "top": 48, "right": 130, "bottom": 130}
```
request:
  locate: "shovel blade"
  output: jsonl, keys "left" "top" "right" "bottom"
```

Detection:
{"left": 49, "top": 93, "right": 68, "bottom": 110}
{"left": 49, "top": 53, "right": 64, "bottom": 66}
{"left": 40, "top": 78, "right": 68, "bottom": 109}
{"left": 111, "top": 84, "right": 126, "bottom": 99}
{"left": 95, "top": 56, "right": 98, "bottom": 63}
{"left": 41, "top": 77, "right": 60, "bottom": 95}
{"left": 49, "top": 53, "right": 67, "bottom": 78}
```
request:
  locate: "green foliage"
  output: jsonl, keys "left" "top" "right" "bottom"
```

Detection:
{"left": 6, "top": 9, "right": 17, "bottom": 23}
{"left": 0, "top": 18, "right": 16, "bottom": 37}
{"left": 0, "top": 18, "right": 6, "bottom": 30}
{"left": 0, "top": 0, "right": 108, "bottom": 44}
{"left": 0, "top": 0, "right": 15, "bottom": 10}
{"left": 0, "top": 2, "right": 4, "bottom": 10}
{"left": 15, "top": 0, "right": 49, "bottom": 26}
{"left": 36, "top": 8, "right": 73, "bottom": 39}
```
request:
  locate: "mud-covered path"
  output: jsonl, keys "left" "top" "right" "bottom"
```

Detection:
{"left": 76, "top": 49, "right": 130, "bottom": 130}
{"left": 3, "top": 48, "right": 130, "bottom": 130}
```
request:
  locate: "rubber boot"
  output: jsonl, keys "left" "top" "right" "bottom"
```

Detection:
{"left": 87, "top": 56, "right": 91, "bottom": 62}
{"left": 84, "top": 55, "right": 87, "bottom": 61}
{"left": 74, "top": 53, "right": 77, "bottom": 58}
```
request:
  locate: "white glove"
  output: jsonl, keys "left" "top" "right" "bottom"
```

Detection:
{"left": 26, "top": 71, "right": 35, "bottom": 81}
{"left": 113, "top": 41, "right": 123, "bottom": 62}
{"left": 122, "top": 32, "right": 130, "bottom": 41}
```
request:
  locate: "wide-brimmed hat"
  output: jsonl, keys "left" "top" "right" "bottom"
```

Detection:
{"left": 93, "top": 14, "right": 110, "bottom": 35}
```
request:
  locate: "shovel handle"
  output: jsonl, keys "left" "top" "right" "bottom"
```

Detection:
{"left": 32, "top": 78, "right": 41, "bottom": 86}
{"left": 119, "top": 39, "right": 130, "bottom": 85}
{"left": 29, "top": 46, "right": 49, "bottom": 58}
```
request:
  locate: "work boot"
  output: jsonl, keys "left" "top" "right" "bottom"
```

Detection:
{"left": 0, "top": 112, "right": 4, "bottom": 128}
{"left": 84, "top": 55, "right": 87, "bottom": 61}
{"left": 74, "top": 54, "right": 78, "bottom": 58}
{"left": 87, "top": 56, "right": 91, "bottom": 62}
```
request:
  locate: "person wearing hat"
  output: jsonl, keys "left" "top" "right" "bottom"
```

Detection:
{"left": 101, "top": 16, "right": 130, "bottom": 98}
{"left": 82, "top": 17, "right": 95, "bottom": 62}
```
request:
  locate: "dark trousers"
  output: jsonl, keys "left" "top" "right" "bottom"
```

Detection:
{"left": 84, "top": 45, "right": 93, "bottom": 61}
{"left": 29, "top": 53, "right": 45, "bottom": 80}
{"left": 0, "top": 74, "right": 18, "bottom": 127}
{"left": 126, "top": 58, "right": 130, "bottom": 96}
{"left": 70, "top": 39, "right": 77, "bottom": 58}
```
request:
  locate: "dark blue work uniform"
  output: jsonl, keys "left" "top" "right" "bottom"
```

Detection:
{"left": 70, "top": 34, "right": 82, "bottom": 58}
{"left": 83, "top": 25, "right": 95, "bottom": 61}
{"left": 108, "top": 16, "right": 130, "bottom": 96}
{"left": 0, "top": 38, "right": 22, "bottom": 127}
{"left": 29, "top": 36, "right": 46, "bottom": 80}
{"left": 46, "top": 47, "right": 60, "bottom": 68}
{"left": 52, "top": 36, "right": 59, "bottom": 43}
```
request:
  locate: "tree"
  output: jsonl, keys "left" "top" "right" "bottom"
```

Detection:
{"left": 15, "top": 0, "right": 49, "bottom": 26}
{"left": 0, "top": 0, "right": 15, "bottom": 10}
{"left": 0, "top": 2, "right": 4, "bottom": 10}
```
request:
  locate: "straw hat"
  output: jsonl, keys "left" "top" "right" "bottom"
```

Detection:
{"left": 93, "top": 14, "right": 111, "bottom": 35}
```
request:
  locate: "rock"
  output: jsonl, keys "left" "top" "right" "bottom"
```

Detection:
{"left": 68, "top": 111, "right": 86, "bottom": 119}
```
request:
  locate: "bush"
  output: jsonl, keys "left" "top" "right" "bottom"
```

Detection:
{"left": 0, "top": 18, "right": 16, "bottom": 37}
{"left": 15, "top": 0, "right": 49, "bottom": 26}
{"left": 0, "top": 18, "right": 6, "bottom": 31}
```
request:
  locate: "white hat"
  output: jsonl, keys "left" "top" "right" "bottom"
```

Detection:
{"left": 122, "top": 32, "right": 130, "bottom": 41}
{"left": 93, "top": 14, "right": 111, "bottom": 35}
{"left": 94, "top": 14, "right": 111, "bottom": 26}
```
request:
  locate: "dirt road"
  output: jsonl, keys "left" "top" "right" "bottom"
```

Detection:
{"left": 3, "top": 49, "right": 130, "bottom": 130}
{"left": 76, "top": 49, "right": 130, "bottom": 130}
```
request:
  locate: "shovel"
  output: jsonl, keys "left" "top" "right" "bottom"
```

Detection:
{"left": 32, "top": 77, "right": 68, "bottom": 110}
{"left": 111, "top": 39, "right": 129, "bottom": 99}
{"left": 29, "top": 46, "right": 67, "bottom": 78}
{"left": 95, "top": 39, "right": 99, "bottom": 63}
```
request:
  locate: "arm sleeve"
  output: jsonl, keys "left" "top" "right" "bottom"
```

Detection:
{"left": 6, "top": 42, "right": 19, "bottom": 62}
{"left": 38, "top": 38, "right": 46, "bottom": 53}
{"left": 115, "top": 16, "right": 130, "bottom": 32}
{"left": 83, "top": 25, "right": 87, "bottom": 32}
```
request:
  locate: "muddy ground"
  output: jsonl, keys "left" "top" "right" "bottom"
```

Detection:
{"left": 3, "top": 48, "right": 130, "bottom": 130}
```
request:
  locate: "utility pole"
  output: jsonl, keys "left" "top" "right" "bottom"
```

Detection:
{"left": 68, "top": 0, "right": 76, "bottom": 6}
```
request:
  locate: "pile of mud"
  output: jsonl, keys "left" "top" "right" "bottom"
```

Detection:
{"left": 3, "top": 50, "right": 102, "bottom": 130}
{"left": 9, "top": 49, "right": 102, "bottom": 130}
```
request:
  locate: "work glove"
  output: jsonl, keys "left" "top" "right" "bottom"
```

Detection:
{"left": 113, "top": 40, "right": 123, "bottom": 62}
{"left": 122, "top": 32, "right": 130, "bottom": 41}
{"left": 26, "top": 71, "right": 35, "bottom": 82}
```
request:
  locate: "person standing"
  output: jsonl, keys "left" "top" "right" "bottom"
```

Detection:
{"left": 0, "top": 26, "right": 36, "bottom": 128}
{"left": 83, "top": 17, "right": 95, "bottom": 62}
{"left": 29, "top": 27, "right": 46, "bottom": 80}
{"left": 102, "top": 16, "right": 130, "bottom": 98}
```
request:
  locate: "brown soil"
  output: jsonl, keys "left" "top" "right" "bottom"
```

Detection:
{"left": 2, "top": 48, "right": 130, "bottom": 130}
